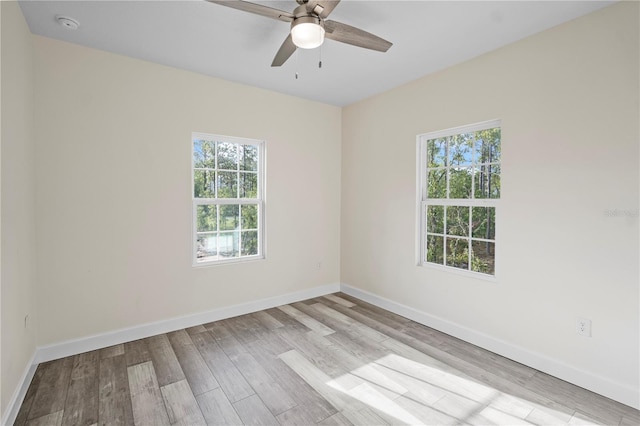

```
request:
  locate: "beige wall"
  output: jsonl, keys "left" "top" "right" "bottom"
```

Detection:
{"left": 1, "top": 0, "right": 38, "bottom": 416}
{"left": 342, "top": 1, "right": 639, "bottom": 397}
{"left": 33, "top": 36, "right": 342, "bottom": 346}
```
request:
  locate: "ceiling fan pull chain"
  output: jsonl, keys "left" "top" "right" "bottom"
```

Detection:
{"left": 319, "top": 44, "right": 322, "bottom": 69}
{"left": 295, "top": 49, "right": 299, "bottom": 79}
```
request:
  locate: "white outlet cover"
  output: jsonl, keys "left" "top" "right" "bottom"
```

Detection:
{"left": 576, "top": 317, "right": 592, "bottom": 337}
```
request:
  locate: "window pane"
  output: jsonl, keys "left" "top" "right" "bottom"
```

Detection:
{"left": 471, "top": 240, "right": 495, "bottom": 275}
{"left": 218, "top": 171, "right": 238, "bottom": 198}
{"left": 196, "top": 205, "right": 217, "bottom": 232}
{"left": 426, "top": 138, "right": 447, "bottom": 168}
{"left": 475, "top": 128, "right": 501, "bottom": 164}
{"left": 194, "top": 170, "right": 215, "bottom": 198}
{"left": 474, "top": 164, "right": 500, "bottom": 199}
{"left": 194, "top": 139, "right": 215, "bottom": 168}
{"left": 241, "top": 231, "right": 258, "bottom": 256}
{"left": 217, "top": 141, "right": 238, "bottom": 170}
{"left": 446, "top": 237, "right": 469, "bottom": 270}
{"left": 472, "top": 207, "right": 495, "bottom": 239}
{"left": 426, "top": 205, "right": 444, "bottom": 234}
{"left": 197, "top": 233, "right": 218, "bottom": 261}
{"left": 218, "top": 231, "right": 239, "bottom": 258}
{"left": 449, "top": 167, "right": 472, "bottom": 198}
{"left": 241, "top": 204, "right": 258, "bottom": 230}
{"left": 425, "top": 235, "right": 444, "bottom": 264}
{"left": 240, "top": 172, "right": 257, "bottom": 198}
{"left": 427, "top": 170, "right": 446, "bottom": 198}
{"left": 446, "top": 206, "right": 469, "bottom": 237}
{"left": 449, "top": 134, "right": 474, "bottom": 166}
{"left": 220, "top": 204, "right": 239, "bottom": 231}
{"left": 240, "top": 144, "right": 258, "bottom": 171}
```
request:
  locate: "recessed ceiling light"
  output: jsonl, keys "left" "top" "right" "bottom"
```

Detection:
{"left": 56, "top": 16, "right": 79, "bottom": 30}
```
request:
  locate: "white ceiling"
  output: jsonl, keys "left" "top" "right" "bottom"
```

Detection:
{"left": 19, "top": 0, "right": 614, "bottom": 106}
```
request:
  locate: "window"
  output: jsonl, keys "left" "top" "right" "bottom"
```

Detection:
{"left": 418, "top": 120, "right": 501, "bottom": 276}
{"left": 192, "top": 133, "right": 264, "bottom": 265}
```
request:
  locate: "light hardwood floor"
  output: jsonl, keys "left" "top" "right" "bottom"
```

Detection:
{"left": 14, "top": 293, "right": 640, "bottom": 425}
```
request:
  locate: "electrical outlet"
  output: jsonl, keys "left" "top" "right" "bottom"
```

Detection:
{"left": 576, "top": 318, "right": 592, "bottom": 337}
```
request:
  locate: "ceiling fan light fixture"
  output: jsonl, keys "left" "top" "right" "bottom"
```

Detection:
{"left": 291, "top": 16, "right": 325, "bottom": 49}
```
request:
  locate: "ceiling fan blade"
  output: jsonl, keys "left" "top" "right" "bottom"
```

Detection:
{"left": 324, "top": 20, "right": 392, "bottom": 52}
{"left": 306, "top": 0, "right": 340, "bottom": 19}
{"left": 271, "top": 34, "right": 297, "bottom": 67}
{"left": 206, "top": 0, "right": 294, "bottom": 22}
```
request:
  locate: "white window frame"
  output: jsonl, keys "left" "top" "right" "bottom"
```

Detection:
{"left": 416, "top": 119, "right": 501, "bottom": 280}
{"left": 192, "top": 132, "right": 265, "bottom": 267}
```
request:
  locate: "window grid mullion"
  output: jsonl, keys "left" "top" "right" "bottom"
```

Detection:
{"left": 468, "top": 206, "right": 472, "bottom": 271}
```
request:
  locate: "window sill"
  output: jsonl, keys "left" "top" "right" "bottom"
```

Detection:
{"left": 419, "top": 262, "right": 498, "bottom": 283}
{"left": 193, "top": 255, "right": 265, "bottom": 268}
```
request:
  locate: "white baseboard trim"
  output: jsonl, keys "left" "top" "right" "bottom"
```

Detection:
{"left": 340, "top": 283, "right": 640, "bottom": 410}
{"left": 36, "top": 282, "right": 340, "bottom": 364}
{"left": 1, "top": 352, "right": 38, "bottom": 426}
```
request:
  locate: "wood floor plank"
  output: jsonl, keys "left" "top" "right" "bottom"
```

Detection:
{"left": 220, "top": 315, "right": 262, "bottom": 347}
{"left": 468, "top": 404, "right": 532, "bottom": 425}
{"left": 160, "top": 379, "right": 207, "bottom": 425}
{"left": 526, "top": 372, "right": 627, "bottom": 425}
{"left": 145, "top": 334, "right": 186, "bottom": 387}
{"left": 251, "top": 310, "right": 284, "bottom": 330}
{"left": 317, "top": 412, "right": 354, "bottom": 426}
{"left": 28, "top": 357, "right": 73, "bottom": 420}
{"left": 276, "top": 405, "right": 320, "bottom": 426}
{"left": 430, "top": 392, "right": 487, "bottom": 421}
{"left": 229, "top": 351, "right": 297, "bottom": 415}
{"left": 207, "top": 320, "right": 249, "bottom": 358}
{"left": 323, "top": 294, "right": 357, "bottom": 308}
{"left": 127, "top": 361, "right": 170, "bottom": 426}
{"left": 124, "top": 339, "right": 152, "bottom": 367}
{"left": 379, "top": 339, "right": 496, "bottom": 403}
{"left": 392, "top": 394, "right": 460, "bottom": 425}
{"left": 278, "top": 349, "right": 367, "bottom": 413}
{"left": 276, "top": 326, "right": 345, "bottom": 378}
{"left": 25, "top": 410, "right": 64, "bottom": 426}
{"left": 620, "top": 415, "right": 640, "bottom": 426}
{"left": 324, "top": 330, "right": 388, "bottom": 364}
{"left": 277, "top": 304, "right": 335, "bottom": 336}
{"left": 524, "top": 404, "right": 574, "bottom": 425}
{"left": 340, "top": 294, "right": 412, "bottom": 326}
{"left": 196, "top": 388, "right": 243, "bottom": 426}
{"left": 62, "top": 350, "right": 100, "bottom": 426}
{"left": 369, "top": 361, "right": 446, "bottom": 406}
{"left": 341, "top": 408, "right": 389, "bottom": 426}
{"left": 306, "top": 302, "right": 388, "bottom": 342}
{"left": 243, "top": 339, "right": 339, "bottom": 423}
{"left": 185, "top": 324, "right": 207, "bottom": 335}
{"left": 100, "top": 344, "right": 125, "bottom": 360}
{"left": 190, "top": 330, "right": 255, "bottom": 403}
{"left": 167, "top": 329, "right": 219, "bottom": 396}
{"left": 98, "top": 354, "right": 134, "bottom": 426}
{"left": 232, "top": 394, "right": 279, "bottom": 426}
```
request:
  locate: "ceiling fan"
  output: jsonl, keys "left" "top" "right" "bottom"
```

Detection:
{"left": 206, "top": 0, "right": 393, "bottom": 67}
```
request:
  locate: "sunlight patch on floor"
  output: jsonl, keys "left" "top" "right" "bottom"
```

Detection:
{"left": 325, "top": 352, "right": 578, "bottom": 425}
